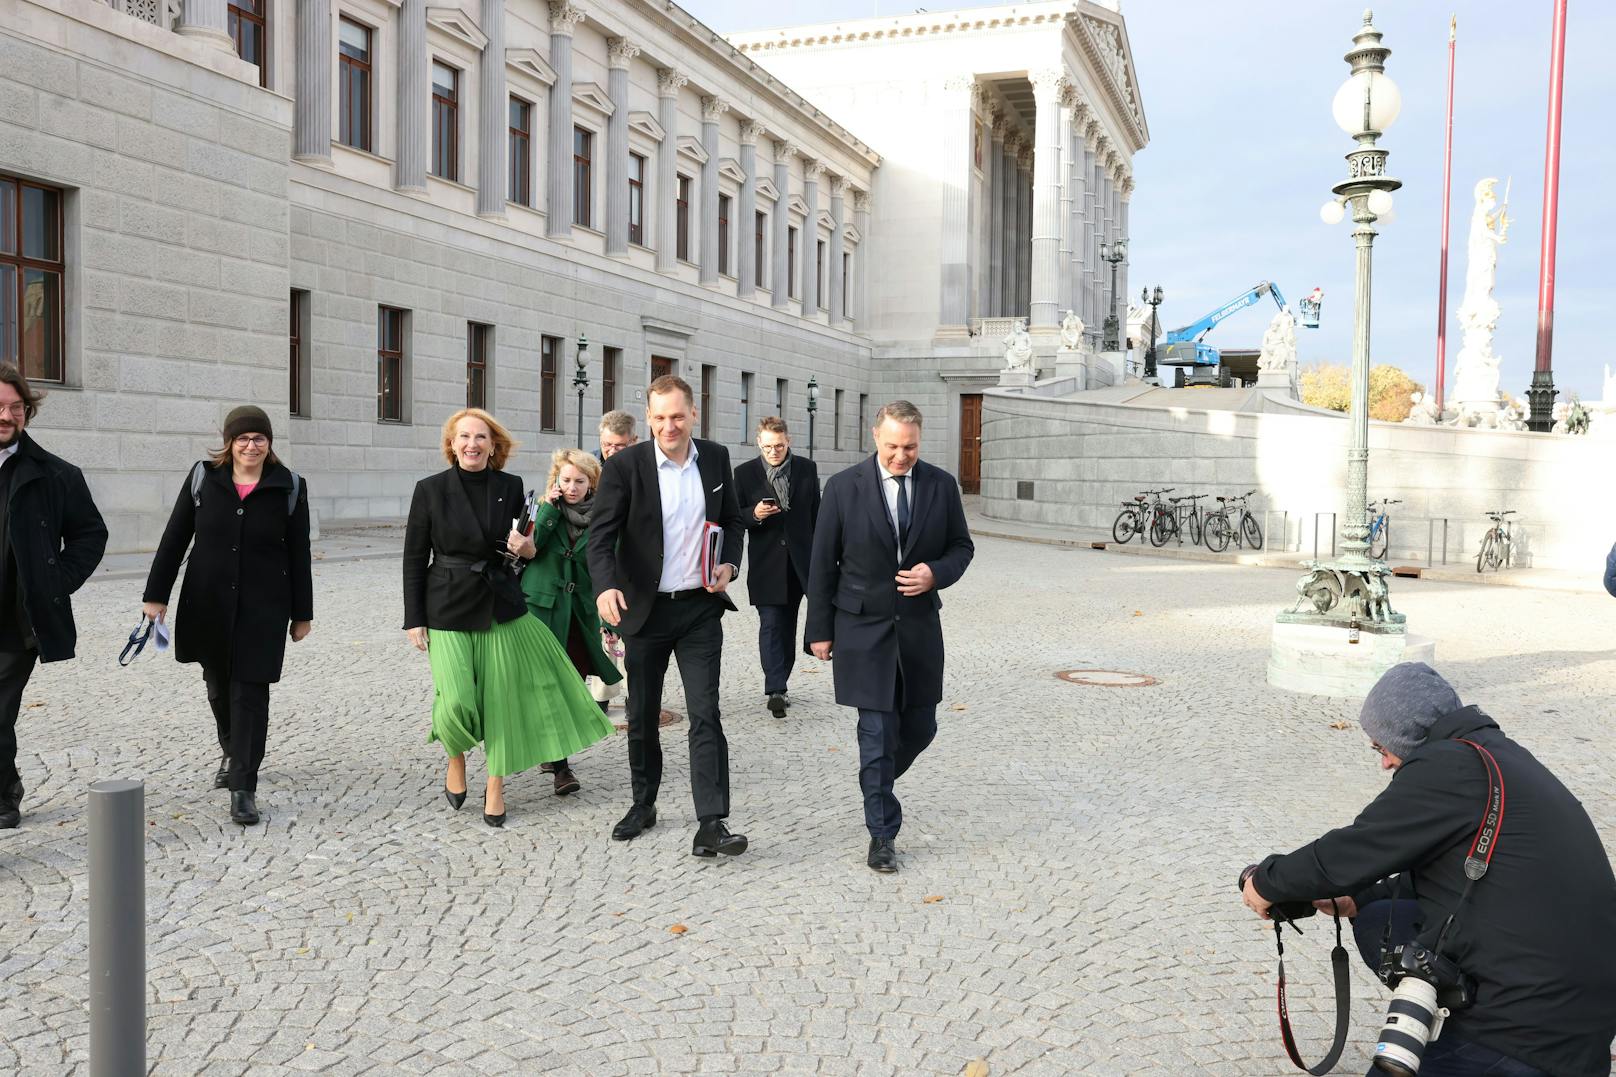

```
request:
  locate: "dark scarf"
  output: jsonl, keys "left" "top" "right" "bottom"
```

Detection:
{"left": 764, "top": 453, "right": 792, "bottom": 511}
{"left": 560, "top": 495, "right": 593, "bottom": 546}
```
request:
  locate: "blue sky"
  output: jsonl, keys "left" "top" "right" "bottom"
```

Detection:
{"left": 688, "top": 1, "right": 1615, "bottom": 401}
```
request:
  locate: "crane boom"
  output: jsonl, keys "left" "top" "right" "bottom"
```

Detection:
{"left": 1164, "top": 281, "right": 1287, "bottom": 344}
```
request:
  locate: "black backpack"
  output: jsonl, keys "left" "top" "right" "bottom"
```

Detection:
{"left": 188, "top": 460, "right": 302, "bottom": 515}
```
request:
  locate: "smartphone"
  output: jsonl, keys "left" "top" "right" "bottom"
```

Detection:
{"left": 758, "top": 497, "right": 779, "bottom": 507}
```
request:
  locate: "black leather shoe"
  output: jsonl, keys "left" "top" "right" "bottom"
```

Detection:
{"left": 443, "top": 786, "right": 467, "bottom": 810}
{"left": 213, "top": 756, "right": 230, "bottom": 790}
{"left": 767, "top": 693, "right": 787, "bottom": 717}
{"left": 692, "top": 819, "right": 748, "bottom": 858}
{"left": 553, "top": 766, "right": 581, "bottom": 797}
{"left": 0, "top": 779, "right": 21, "bottom": 829}
{"left": 229, "top": 791, "right": 260, "bottom": 826}
{"left": 611, "top": 805, "right": 656, "bottom": 841}
{"left": 867, "top": 837, "right": 897, "bottom": 873}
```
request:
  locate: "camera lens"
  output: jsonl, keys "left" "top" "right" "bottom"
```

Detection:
{"left": 1374, "top": 977, "right": 1442, "bottom": 1075}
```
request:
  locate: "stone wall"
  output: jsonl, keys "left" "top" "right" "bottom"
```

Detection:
{"left": 978, "top": 387, "right": 1616, "bottom": 573}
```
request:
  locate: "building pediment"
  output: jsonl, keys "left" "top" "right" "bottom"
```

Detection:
{"left": 676, "top": 135, "right": 709, "bottom": 165}
{"left": 842, "top": 223, "right": 862, "bottom": 244}
{"left": 572, "top": 81, "right": 615, "bottom": 118}
{"left": 755, "top": 178, "right": 779, "bottom": 202}
{"left": 816, "top": 209, "right": 835, "bottom": 232}
{"left": 426, "top": 6, "right": 486, "bottom": 51}
{"left": 506, "top": 48, "right": 556, "bottom": 87}
{"left": 786, "top": 194, "right": 809, "bottom": 218}
{"left": 718, "top": 158, "right": 747, "bottom": 184}
{"left": 628, "top": 110, "right": 664, "bottom": 142}
{"left": 1072, "top": 11, "right": 1148, "bottom": 150}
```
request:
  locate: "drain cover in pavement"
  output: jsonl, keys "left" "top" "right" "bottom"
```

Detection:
{"left": 613, "top": 708, "right": 684, "bottom": 732}
{"left": 1055, "top": 669, "right": 1158, "bottom": 688}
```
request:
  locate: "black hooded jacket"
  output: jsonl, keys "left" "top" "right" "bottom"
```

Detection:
{"left": 1255, "top": 707, "right": 1616, "bottom": 1077}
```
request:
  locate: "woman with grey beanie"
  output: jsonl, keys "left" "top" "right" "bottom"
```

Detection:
{"left": 143, "top": 405, "right": 314, "bottom": 826}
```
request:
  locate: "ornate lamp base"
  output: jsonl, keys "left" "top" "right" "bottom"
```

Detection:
{"left": 1526, "top": 369, "right": 1557, "bottom": 433}
{"left": 1268, "top": 558, "right": 1435, "bottom": 697}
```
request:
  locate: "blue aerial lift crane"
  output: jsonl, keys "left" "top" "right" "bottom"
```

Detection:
{"left": 1158, "top": 281, "right": 1289, "bottom": 384}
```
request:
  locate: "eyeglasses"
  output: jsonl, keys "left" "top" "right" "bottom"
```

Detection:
{"left": 0, "top": 402, "right": 27, "bottom": 418}
{"left": 233, "top": 435, "right": 269, "bottom": 448}
{"left": 1370, "top": 742, "right": 1392, "bottom": 759}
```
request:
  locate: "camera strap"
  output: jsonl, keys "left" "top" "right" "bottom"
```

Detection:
{"left": 1434, "top": 738, "right": 1506, "bottom": 953}
{"left": 1273, "top": 901, "right": 1351, "bottom": 1075}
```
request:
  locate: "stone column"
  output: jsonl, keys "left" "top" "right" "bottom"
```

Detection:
{"left": 829, "top": 175, "right": 846, "bottom": 324}
{"left": 1000, "top": 132, "right": 1019, "bottom": 318}
{"left": 772, "top": 142, "right": 794, "bottom": 308}
{"left": 1088, "top": 130, "right": 1104, "bottom": 336}
{"left": 1029, "top": 70, "right": 1066, "bottom": 334}
{"left": 801, "top": 158, "right": 821, "bottom": 317}
{"left": 937, "top": 75, "right": 975, "bottom": 335}
{"left": 546, "top": 2, "right": 583, "bottom": 238}
{"left": 987, "top": 118, "right": 1005, "bottom": 318}
{"left": 1017, "top": 149, "right": 1033, "bottom": 318}
{"left": 394, "top": 0, "right": 428, "bottom": 192}
{"left": 293, "top": 0, "right": 332, "bottom": 163}
{"left": 699, "top": 96, "right": 727, "bottom": 286}
{"left": 178, "top": 0, "right": 235, "bottom": 51}
{"left": 1102, "top": 161, "right": 1117, "bottom": 330}
{"left": 1067, "top": 109, "right": 1087, "bottom": 318}
{"left": 476, "top": 0, "right": 508, "bottom": 217}
{"left": 1119, "top": 177, "right": 1132, "bottom": 340}
{"left": 853, "top": 189, "right": 870, "bottom": 328}
{"left": 655, "top": 69, "right": 687, "bottom": 273}
{"left": 605, "top": 39, "right": 639, "bottom": 255}
{"left": 1057, "top": 103, "right": 1072, "bottom": 320}
{"left": 737, "top": 121, "right": 761, "bottom": 297}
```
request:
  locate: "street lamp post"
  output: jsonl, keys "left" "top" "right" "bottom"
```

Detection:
{"left": 1278, "top": 10, "right": 1408, "bottom": 657}
{"left": 1100, "top": 240, "right": 1127, "bottom": 352}
{"left": 572, "top": 333, "right": 589, "bottom": 450}
{"left": 1142, "top": 285, "right": 1163, "bottom": 380}
{"left": 806, "top": 374, "right": 819, "bottom": 459}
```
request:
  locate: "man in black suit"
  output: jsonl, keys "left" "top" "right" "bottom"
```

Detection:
{"left": 734, "top": 416, "right": 819, "bottom": 717}
{"left": 806, "top": 400, "right": 973, "bottom": 873}
{"left": 589, "top": 375, "right": 749, "bottom": 857}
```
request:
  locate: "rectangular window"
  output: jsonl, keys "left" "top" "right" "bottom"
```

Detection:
{"left": 431, "top": 61, "right": 459, "bottom": 181}
{"left": 787, "top": 226, "right": 798, "bottom": 297}
{"left": 602, "top": 346, "right": 620, "bottom": 412}
{"left": 834, "top": 389, "right": 844, "bottom": 450}
{"left": 775, "top": 377, "right": 787, "bottom": 418}
{"left": 228, "top": 0, "right": 267, "bottom": 86}
{"left": 540, "top": 334, "right": 559, "bottom": 432}
{"left": 817, "top": 240, "right": 827, "bottom": 310}
{"left": 651, "top": 355, "right": 673, "bottom": 382}
{"left": 858, "top": 393, "right": 867, "bottom": 441}
{"left": 508, "top": 97, "right": 532, "bottom": 207}
{"left": 754, "top": 211, "right": 767, "bottom": 289}
{"left": 338, "top": 18, "right": 373, "bottom": 152}
{"left": 675, "top": 174, "right": 691, "bottom": 261}
{"left": 377, "top": 306, "right": 406, "bottom": 422}
{"left": 843, "top": 252, "right": 853, "bottom": 317}
{"left": 572, "top": 126, "right": 593, "bottom": 227}
{"left": 289, "top": 290, "right": 308, "bottom": 418}
{"left": 628, "top": 153, "right": 646, "bottom": 245}
{"left": 0, "top": 178, "right": 63, "bottom": 383}
{"left": 740, "top": 371, "right": 753, "bottom": 439}
{"left": 467, "top": 322, "right": 491, "bottom": 409}
{"left": 717, "top": 194, "right": 731, "bottom": 276}
{"left": 700, "top": 364, "right": 715, "bottom": 439}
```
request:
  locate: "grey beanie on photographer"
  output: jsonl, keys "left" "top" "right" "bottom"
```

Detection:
{"left": 1358, "top": 662, "right": 1463, "bottom": 758}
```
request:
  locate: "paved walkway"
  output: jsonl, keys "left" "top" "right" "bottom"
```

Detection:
{"left": 3, "top": 535, "right": 1614, "bottom": 1074}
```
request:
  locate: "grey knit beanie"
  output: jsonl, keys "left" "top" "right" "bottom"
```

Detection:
{"left": 1359, "top": 662, "right": 1463, "bottom": 758}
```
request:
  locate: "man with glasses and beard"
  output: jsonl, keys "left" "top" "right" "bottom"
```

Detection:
{"left": 0, "top": 364, "right": 108, "bottom": 829}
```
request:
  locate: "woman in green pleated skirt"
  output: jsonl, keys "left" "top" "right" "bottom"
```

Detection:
{"left": 402, "top": 409, "right": 614, "bottom": 826}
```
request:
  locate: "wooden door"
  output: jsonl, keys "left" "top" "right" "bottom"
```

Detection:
{"left": 958, "top": 393, "right": 982, "bottom": 494}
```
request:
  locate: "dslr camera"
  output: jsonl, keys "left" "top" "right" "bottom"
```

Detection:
{"left": 1372, "top": 942, "right": 1476, "bottom": 1076}
{"left": 1236, "top": 864, "right": 1318, "bottom": 923}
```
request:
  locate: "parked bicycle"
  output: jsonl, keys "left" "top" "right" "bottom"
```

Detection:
{"left": 1204, "top": 490, "right": 1263, "bottom": 553}
{"left": 1151, "top": 493, "right": 1208, "bottom": 548}
{"left": 1367, "top": 498, "right": 1401, "bottom": 561}
{"left": 1112, "top": 487, "right": 1174, "bottom": 544}
{"left": 1476, "top": 509, "right": 1515, "bottom": 573}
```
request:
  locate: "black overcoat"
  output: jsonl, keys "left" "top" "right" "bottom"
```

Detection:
{"left": 3, "top": 432, "right": 108, "bottom": 662}
{"left": 401, "top": 466, "right": 526, "bottom": 631}
{"left": 587, "top": 439, "right": 745, "bottom": 638}
{"left": 1255, "top": 707, "right": 1616, "bottom": 1077}
{"left": 734, "top": 452, "right": 819, "bottom": 607}
{"left": 804, "top": 455, "right": 974, "bottom": 711}
{"left": 143, "top": 460, "right": 313, "bottom": 684}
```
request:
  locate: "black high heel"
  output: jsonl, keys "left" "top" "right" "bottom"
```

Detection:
{"left": 444, "top": 786, "right": 467, "bottom": 810}
{"left": 483, "top": 790, "right": 505, "bottom": 828}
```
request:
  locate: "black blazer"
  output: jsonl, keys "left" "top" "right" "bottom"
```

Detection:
{"left": 402, "top": 466, "right": 525, "bottom": 631}
{"left": 145, "top": 460, "right": 313, "bottom": 684}
{"left": 587, "top": 438, "right": 746, "bottom": 638}
{"left": 734, "top": 453, "right": 819, "bottom": 607}
{"left": 804, "top": 455, "right": 974, "bottom": 711}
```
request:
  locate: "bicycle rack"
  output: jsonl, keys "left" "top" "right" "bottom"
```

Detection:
{"left": 1426, "top": 518, "right": 1451, "bottom": 566}
{"left": 1264, "top": 510, "right": 1291, "bottom": 553}
{"left": 1311, "top": 513, "right": 1337, "bottom": 559}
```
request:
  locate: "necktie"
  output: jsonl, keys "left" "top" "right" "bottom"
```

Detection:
{"left": 895, "top": 474, "right": 910, "bottom": 550}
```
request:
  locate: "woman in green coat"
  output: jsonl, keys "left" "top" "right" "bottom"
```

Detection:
{"left": 520, "top": 448, "right": 623, "bottom": 796}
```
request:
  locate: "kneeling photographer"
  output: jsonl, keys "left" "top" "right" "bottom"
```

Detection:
{"left": 1241, "top": 662, "right": 1616, "bottom": 1077}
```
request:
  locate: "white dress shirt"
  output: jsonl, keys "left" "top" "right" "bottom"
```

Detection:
{"left": 877, "top": 460, "right": 910, "bottom": 560}
{"left": 0, "top": 443, "right": 17, "bottom": 470}
{"left": 656, "top": 439, "right": 708, "bottom": 592}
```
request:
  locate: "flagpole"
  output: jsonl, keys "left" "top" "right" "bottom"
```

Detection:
{"left": 1434, "top": 15, "right": 1456, "bottom": 415}
{"left": 1527, "top": 0, "right": 1569, "bottom": 431}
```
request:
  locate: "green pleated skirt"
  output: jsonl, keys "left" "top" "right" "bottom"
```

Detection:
{"left": 427, "top": 614, "right": 616, "bottom": 777}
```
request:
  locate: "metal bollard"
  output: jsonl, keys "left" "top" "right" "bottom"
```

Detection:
{"left": 89, "top": 779, "right": 145, "bottom": 1077}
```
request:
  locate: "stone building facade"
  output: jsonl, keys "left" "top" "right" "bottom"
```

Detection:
{"left": 0, "top": 0, "right": 1144, "bottom": 548}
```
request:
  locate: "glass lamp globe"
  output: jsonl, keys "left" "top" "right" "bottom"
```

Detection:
{"left": 1366, "top": 189, "right": 1394, "bottom": 216}
{"left": 1320, "top": 199, "right": 1346, "bottom": 225}
{"left": 1331, "top": 70, "right": 1402, "bottom": 135}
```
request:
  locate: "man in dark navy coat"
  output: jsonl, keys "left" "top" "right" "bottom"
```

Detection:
{"left": 734, "top": 416, "right": 819, "bottom": 717}
{"left": 805, "top": 400, "right": 973, "bottom": 873}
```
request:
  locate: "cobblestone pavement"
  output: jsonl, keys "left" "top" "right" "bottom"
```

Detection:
{"left": 3, "top": 538, "right": 1614, "bottom": 1076}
